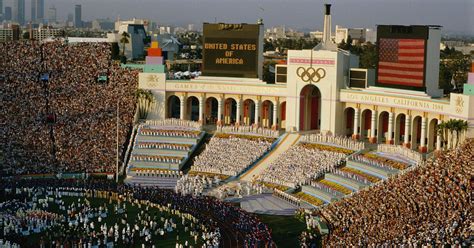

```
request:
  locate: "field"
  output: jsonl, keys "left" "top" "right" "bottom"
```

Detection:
{"left": 258, "top": 214, "right": 307, "bottom": 248}
{"left": 5, "top": 196, "right": 201, "bottom": 248}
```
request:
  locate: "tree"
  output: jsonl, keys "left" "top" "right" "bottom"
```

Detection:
{"left": 439, "top": 48, "right": 470, "bottom": 93}
{"left": 358, "top": 42, "right": 377, "bottom": 69}
{"left": 136, "top": 89, "right": 154, "bottom": 120}
{"left": 437, "top": 119, "right": 469, "bottom": 149}
{"left": 120, "top": 31, "right": 130, "bottom": 62}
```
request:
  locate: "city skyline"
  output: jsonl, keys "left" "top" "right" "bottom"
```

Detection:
{"left": 1, "top": 0, "right": 473, "bottom": 35}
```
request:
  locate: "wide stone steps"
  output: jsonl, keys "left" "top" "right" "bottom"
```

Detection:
{"left": 129, "top": 161, "right": 181, "bottom": 170}
{"left": 136, "top": 135, "right": 198, "bottom": 144}
{"left": 238, "top": 194, "right": 296, "bottom": 216}
{"left": 346, "top": 160, "right": 398, "bottom": 179}
{"left": 132, "top": 148, "right": 189, "bottom": 157}
{"left": 124, "top": 176, "right": 178, "bottom": 189}
{"left": 301, "top": 185, "right": 343, "bottom": 203}
{"left": 324, "top": 173, "right": 370, "bottom": 191}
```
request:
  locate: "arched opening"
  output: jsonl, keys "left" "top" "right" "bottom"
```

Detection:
{"left": 280, "top": 101, "right": 286, "bottom": 130}
{"left": 299, "top": 85, "right": 321, "bottom": 131}
{"left": 262, "top": 100, "right": 274, "bottom": 128}
{"left": 395, "top": 114, "right": 406, "bottom": 145}
{"left": 224, "top": 98, "right": 237, "bottom": 125}
{"left": 205, "top": 97, "right": 218, "bottom": 125}
{"left": 186, "top": 96, "right": 199, "bottom": 121}
{"left": 428, "top": 118, "right": 439, "bottom": 151}
{"left": 378, "top": 111, "right": 389, "bottom": 143}
{"left": 360, "top": 109, "right": 372, "bottom": 140}
{"left": 167, "top": 95, "right": 180, "bottom": 119}
{"left": 243, "top": 99, "right": 255, "bottom": 126}
{"left": 411, "top": 116, "right": 422, "bottom": 150}
{"left": 343, "top": 107, "right": 355, "bottom": 137}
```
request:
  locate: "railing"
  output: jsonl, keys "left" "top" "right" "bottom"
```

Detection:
{"left": 273, "top": 188, "right": 301, "bottom": 207}
{"left": 216, "top": 125, "right": 281, "bottom": 138}
{"left": 122, "top": 124, "right": 139, "bottom": 175}
{"left": 377, "top": 144, "right": 423, "bottom": 164}
{"left": 300, "top": 133, "right": 366, "bottom": 150}
{"left": 145, "top": 118, "right": 202, "bottom": 131}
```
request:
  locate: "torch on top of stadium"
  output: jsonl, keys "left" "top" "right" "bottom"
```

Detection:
{"left": 314, "top": 3, "right": 338, "bottom": 51}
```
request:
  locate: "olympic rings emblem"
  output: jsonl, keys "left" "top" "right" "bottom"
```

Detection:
{"left": 296, "top": 67, "right": 326, "bottom": 83}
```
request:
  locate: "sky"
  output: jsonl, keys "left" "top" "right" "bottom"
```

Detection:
{"left": 3, "top": 0, "right": 473, "bottom": 35}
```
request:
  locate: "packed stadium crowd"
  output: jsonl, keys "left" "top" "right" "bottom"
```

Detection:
{"left": 319, "top": 139, "right": 473, "bottom": 246}
{"left": 0, "top": 179, "right": 274, "bottom": 247}
{"left": 257, "top": 144, "right": 346, "bottom": 188}
{"left": 1, "top": 40, "right": 138, "bottom": 175}
{"left": 192, "top": 135, "right": 273, "bottom": 176}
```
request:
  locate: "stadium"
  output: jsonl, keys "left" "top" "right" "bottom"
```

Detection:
{"left": 1, "top": 4, "right": 473, "bottom": 248}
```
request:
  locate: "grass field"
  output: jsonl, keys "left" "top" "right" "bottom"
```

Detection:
{"left": 258, "top": 214, "right": 306, "bottom": 248}
{"left": 9, "top": 196, "right": 201, "bottom": 248}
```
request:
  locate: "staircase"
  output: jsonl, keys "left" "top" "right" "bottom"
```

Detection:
{"left": 124, "top": 124, "right": 205, "bottom": 187}
{"left": 237, "top": 193, "right": 298, "bottom": 216}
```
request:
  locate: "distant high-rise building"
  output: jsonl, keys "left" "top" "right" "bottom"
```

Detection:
{"left": 74, "top": 4, "right": 82, "bottom": 28}
{"left": 47, "top": 6, "right": 56, "bottom": 24}
{"left": 0, "top": 0, "right": 3, "bottom": 21}
{"left": 13, "top": 0, "right": 26, "bottom": 25}
{"left": 31, "top": 0, "right": 36, "bottom": 22}
{"left": 37, "top": 0, "right": 44, "bottom": 20}
{"left": 5, "top": 7, "right": 12, "bottom": 21}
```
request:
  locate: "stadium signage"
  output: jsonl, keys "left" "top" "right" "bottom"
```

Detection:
{"left": 202, "top": 23, "right": 261, "bottom": 78}
{"left": 343, "top": 92, "right": 447, "bottom": 112}
{"left": 169, "top": 82, "right": 283, "bottom": 95}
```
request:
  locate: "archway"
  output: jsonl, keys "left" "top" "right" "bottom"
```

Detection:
{"left": 395, "top": 114, "right": 406, "bottom": 145}
{"left": 343, "top": 107, "right": 355, "bottom": 137}
{"left": 411, "top": 116, "right": 422, "bottom": 150}
{"left": 243, "top": 99, "right": 255, "bottom": 126}
{"left": 167, "top": 95, "right": 180, "bottom": 119}
{"left": 299, "top": 85, "right": 321, "bottom": 131}
{"left": 280, "top": 101, "right": 286, "bottom": 130}
{"left": 224, "top": 98, "right": 237, "bottom": 125}
{"left": 378, "top": 111, "right": 389, "bottom": 143}
{"left": 262, "top": 100, "right": 274, "bottom": 128}
{"left": 360, "top": 109, "right": 372, "bottom": 140}
{"left": 428, "top": 118, "right": 439, "bottom": 151}
{"left": 186, "top": 96, "right": 199, "bottom": 121}
{"left": 205, "top": 97, "right": 218, "bottom": 124}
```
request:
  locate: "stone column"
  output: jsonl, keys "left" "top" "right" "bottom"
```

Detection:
{"left": 387, "top": 112, "right": 394, "bottom": 144}
{"left": 254, "top": 100, "right": 260, "bottom": 128}
{"left": 272, "top": 101, "right": 278, "bottom": 130}
{"left": 369, "top": 110, "right": 378, "bottom": 144}
{"left": 217, "top": 98, "right": 223, "bottom": 126}
{"left": 352, "top": 108, "right": 360, "bottom": 140}
{"left": 419, "top": 117, "right": 428, "bottom": 153}
{"left": 179, "top": 96, "right": 186, "bottom": 120}
{"left": 436, "top": 119, "right": 442, "bottom": 151}
{"left": 198, "top": 96, "right": 204, "bottom": 124}
{"left": 403, "top": 115, "right": 411, "bottom": 148}
{"left": 236, "top": 99, "right": 241, "bottom": 126}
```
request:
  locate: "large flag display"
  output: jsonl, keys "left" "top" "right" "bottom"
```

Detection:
{"left": 377, "top": 38, "right": 425, "bottom": 87}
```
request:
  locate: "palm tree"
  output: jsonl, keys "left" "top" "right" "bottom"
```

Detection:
{"left": 136, "top": 89, "right": 154, "bottom": 120}
{"left": 439, "top": 119, "right": 469, "bottom": 148}
{"left": 120, "top": 31, "right": 130, "bottom": 61}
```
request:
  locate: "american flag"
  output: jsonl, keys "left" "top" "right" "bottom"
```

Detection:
{"left": 377, "top": 38, "right": 425, "bottom": 87}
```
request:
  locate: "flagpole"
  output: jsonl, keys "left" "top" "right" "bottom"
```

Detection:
{"left": 116, "top": 98, "right": 119, "bottom": 183}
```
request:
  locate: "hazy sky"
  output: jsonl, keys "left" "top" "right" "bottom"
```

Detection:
{"left": 4, "top": 0, "right": 473, "bottom": 34}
